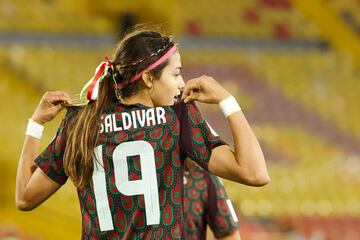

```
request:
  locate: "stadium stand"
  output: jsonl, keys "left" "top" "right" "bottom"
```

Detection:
{"left": 180, "top": 0, "right": 322, "bottom": 39}
{"left": 0, "top": 0, "right": 113, "bottom": 33}
{"left": 1, "top": 0, "right": 360, "bottom": 239}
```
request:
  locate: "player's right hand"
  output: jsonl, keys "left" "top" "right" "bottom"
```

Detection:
{"left": 31, "top": 91, "right": 71, "bottom": 125}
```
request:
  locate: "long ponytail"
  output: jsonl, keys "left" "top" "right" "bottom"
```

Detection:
{"left": 63, "top": 74, "right": 115, "bottom": 188}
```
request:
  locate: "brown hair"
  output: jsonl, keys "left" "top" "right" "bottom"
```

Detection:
{"left": 63, "top": 26, "right": 174, "bottom": 188}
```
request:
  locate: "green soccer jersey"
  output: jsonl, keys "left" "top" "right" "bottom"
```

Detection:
{"left": 35, "top": 101, "right": 224, "bottom": 239}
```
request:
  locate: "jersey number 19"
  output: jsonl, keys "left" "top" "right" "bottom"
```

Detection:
{"left": 92, "top": 140, "right": 160, "bottom": 231}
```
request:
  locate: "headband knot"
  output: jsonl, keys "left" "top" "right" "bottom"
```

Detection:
{"left": 80, "top": 56, "right": 113, "bottom": 102}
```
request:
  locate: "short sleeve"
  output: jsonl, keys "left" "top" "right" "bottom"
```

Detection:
{"left": 206, "top": 174, "right": 239, "bottom": 238}
{"left": 34, "top": 108, "right": 77, "bottom": 185}
{"left": 173, "top": 102, "right": 225, "bottom": 170}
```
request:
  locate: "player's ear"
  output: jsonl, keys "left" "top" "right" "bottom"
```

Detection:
{"left": 142, "top": 71, "right": 153, "bottom": 88}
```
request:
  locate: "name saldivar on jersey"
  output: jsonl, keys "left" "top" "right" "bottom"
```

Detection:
{"left": 100, "top": 107, "right": 167, "bottom": 133}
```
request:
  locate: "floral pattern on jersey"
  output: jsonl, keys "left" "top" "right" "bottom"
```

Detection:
{"left": 34, "top": 112, "right": 70, "bottom": 185}
{"left": 35, "top": 102, "right": 223, "bottom": 239}
{"left": 184, "top": 166, "right": 239, "bottom": 239}
{"left": 175, "top": 102, "right": 225, "bottom": 171}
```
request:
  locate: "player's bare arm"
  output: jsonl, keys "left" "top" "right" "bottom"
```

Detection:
{"left": 182, "top": 75, "right": 270, "bottom": 186}
{"left": 16, "top": 91, "right": 71, "bottom": 210}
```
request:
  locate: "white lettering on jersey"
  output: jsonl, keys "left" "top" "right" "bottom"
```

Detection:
{"left": 92, "top": 141, "right": 160, "bottom": 231}
{"left": 100, "top": 107, "right": 167, "bottom": 133}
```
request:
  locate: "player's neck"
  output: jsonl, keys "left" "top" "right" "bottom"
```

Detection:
{"left": 123, "top": 90, "right": 154, "bottom": 107}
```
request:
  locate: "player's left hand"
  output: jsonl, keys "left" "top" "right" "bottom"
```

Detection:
{"left": 181, "top": 75, "right": 231, "bottom": 104}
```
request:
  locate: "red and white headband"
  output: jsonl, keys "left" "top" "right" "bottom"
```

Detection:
{"left": 80, "top": 45, "right": 177, "bottom": 101}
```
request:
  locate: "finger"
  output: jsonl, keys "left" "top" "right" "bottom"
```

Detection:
{"left": 51, "top": 102, "right": 67, "bottom": 114}
{"left": 47, "top": 93, "right": 72, "bottom": 105}
{"left": 183, "top": 95, "right": 195, "bottom": 103}
{"left": 181, "top": 80, "right": 194, "bottom": 100}
{"left": 183, "top": 90, "right": 199, "bottom": 103}
{"left": 55, "top": 91, "right": 72, "bottom": 103}
{"left": 182, "top": 80, "right": 200, "bottom": 100}
{"left": 44, "top": 90, "right": 70, "bottom": 99}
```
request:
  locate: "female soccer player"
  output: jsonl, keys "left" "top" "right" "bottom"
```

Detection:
{"left": 16, "top": 27, "right": 269, "bottom": 239}
{"left": 184, "top": 158, "right": 241, "bottom": 240}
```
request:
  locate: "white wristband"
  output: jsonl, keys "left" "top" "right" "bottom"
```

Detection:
{"left": 219, "top": 96, "right": 241, "bottom": 117}
{"left": 25, "top": 119, "right": 44, "bottom": 139}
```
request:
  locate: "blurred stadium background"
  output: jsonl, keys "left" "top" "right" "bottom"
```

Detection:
{"left": 1, "top": 0, "right": 360, "bottom": 239}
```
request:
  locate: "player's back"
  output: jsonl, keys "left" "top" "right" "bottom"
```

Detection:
{"left": 78, "top": 102, "right": 184, "bottom": 239}
{"left": 36, "top": 100, "right": 222, "bottom": 239}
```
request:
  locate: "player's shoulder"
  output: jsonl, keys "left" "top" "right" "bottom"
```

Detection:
{"left": 171, "top": 101, "right": 203, "bottom": 125}
{"left": 65, "top": 106, "right": 81, "bottom": 116}
{"left": 171, "top": 101, "right": 186, "bottom": 115}
{"left": 53, "top": 106, "right": 80, "bottom": 133}
{"left": 60, "top": 106, "right": 80, "bottom": 124}
{"left": 171, "top": 101, "right": 198, "bottom": 114}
